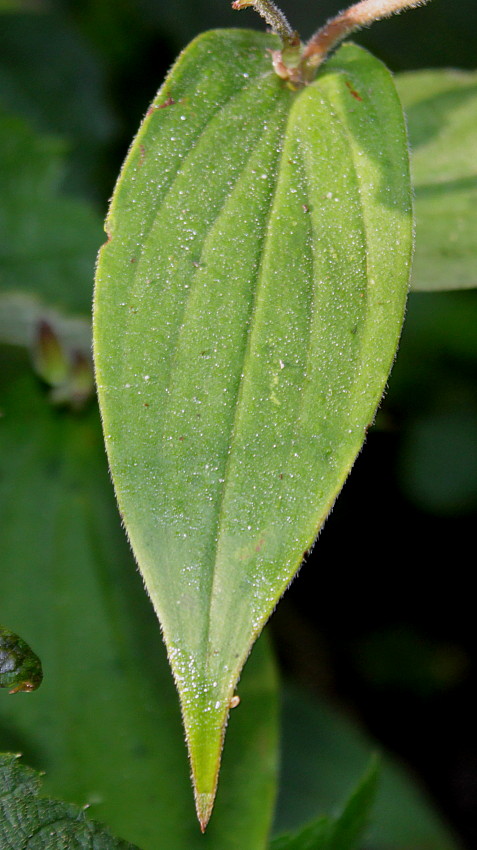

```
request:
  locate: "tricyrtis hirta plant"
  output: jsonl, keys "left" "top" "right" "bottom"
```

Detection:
{"left": 93, "top": 0, "right": 430, "bottom": 829}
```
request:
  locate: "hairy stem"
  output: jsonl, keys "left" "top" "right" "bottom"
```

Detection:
{"left": 232, "top": 0, "right": 296, "bottom": 44}
{"left": 302, "top": 0, "right": 431, "bottom": 71}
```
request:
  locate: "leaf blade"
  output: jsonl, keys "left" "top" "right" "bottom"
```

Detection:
{"left": 94, "top": 31, "right": 412, "bottom": 823}
{"left": 0, "top": 753, "right": 139, "bottom": 850}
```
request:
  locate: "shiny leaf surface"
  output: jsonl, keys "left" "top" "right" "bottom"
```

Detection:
{"left": 0, "top": 626, "right": 42, "bottom": 694}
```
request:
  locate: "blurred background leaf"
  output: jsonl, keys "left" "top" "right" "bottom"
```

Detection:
{"left": 0, "top": 108, "right": 103, "bottom": 313}
{"left": 397, "top": 70, "right": 477, "bottom": 292}
{"left": 0, "top": 9, "right": 117, "bottom": 200}
{"left": 271, "top": 758, "right": 379, "bottom": 850}
{"left": 274, "top": 687, "right": 461, "bottom": 850}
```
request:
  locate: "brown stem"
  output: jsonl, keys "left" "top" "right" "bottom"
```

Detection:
{"left": 302, "top": 0, "right": 431, "bottom": 72}
{"left": 232, "top": 0, "right": 295, "bottom": 45}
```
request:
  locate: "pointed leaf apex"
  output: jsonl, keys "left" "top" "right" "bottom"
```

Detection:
{"left": 195, "top": 791, "right": 215, "bottom": 832}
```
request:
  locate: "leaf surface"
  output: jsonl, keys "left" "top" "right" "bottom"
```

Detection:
{"left": 0, "top": 626, "right": 42, "bottom": 694}
{"left": 94, "top": 29, "right": 412, "bottom": 824}
{"left": 397, "top": 69, "right": 477, "bottom": 292}
{"left": 0, "top": 753, "right": 139, "bottom": 849}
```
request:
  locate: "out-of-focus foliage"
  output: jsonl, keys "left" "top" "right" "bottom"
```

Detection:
{"left": 0, "top": 108, "right": 102, "bottom": 313}
{"left": 398, "top": 70, "right": 477, "bottom": 292}
{"left": 275, "top": 687, "right": 461, "bottom": 850}
{"left": 0, "top": 9, "right": 116, "bottom": 198}
{"left": 271, "top": 759, "right": 378, "bottom": 850}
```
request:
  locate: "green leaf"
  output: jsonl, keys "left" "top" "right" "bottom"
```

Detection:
{"left": 275, "top": 686, "right": 460, "bottom": 850}
{"left": 270, "top": 759, "right": 378, "bottom": 850}
{"left": 0, "top": 753, "right": 139, "bottom": 849}
{"left": 0, "top": 107, "right": 102, "bottom": 314}
{"left": 93, "top": 29, "right": 412, "bottom": 825}
{"left": 397, "top": 69, "right": 477, "bottom": 292}
{"left": 0, "top": 345, "right": 278, "bottom": 850}
{"left": 0, "top": 626, "right": 42, "bottom": 694}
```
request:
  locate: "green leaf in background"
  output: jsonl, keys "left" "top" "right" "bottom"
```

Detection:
{"left": 94, "top": 29, "right": 412, "bottom": 825}
{"left": 0, "top": 107, "right": 103, "bottom": 314}
{"left": 0, "top": 0, "right": 39, "bottom": 10}
{"left": 270, "top": 759, "right": 378, "bottom": 850}
{"left": 397, "top": 69, "right": 477, "bottom": 292}
{"left": 0, "top": 346, "right": 278, "bottom": 849}
{"left": 0, "top": 752, "right": 139, "bottom": 850}
{"left": 275, "top": 687, "right": 461, "bottom": 850}
{"left": 0, "top": 625, "right": 42, "bottom": 694}
{"left": 0, "top": 11, "right": 117, "bottom": 199}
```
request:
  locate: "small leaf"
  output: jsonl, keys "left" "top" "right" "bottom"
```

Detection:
{"left": 0, "top": 753, "right": 139, "bottom": 849}
{"left": 94, "top": 29, "right": 412, "bottom": 824}
{"left": 269, "top": 759, "right": 378, "bottom": 850}
{"left": 397, "top": 69, "right": 477, "bottom": 292}
{"left": 0, "top": 626, "right": 42, "bottom": 694}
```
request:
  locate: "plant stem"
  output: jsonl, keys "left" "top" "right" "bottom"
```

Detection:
{"left": 232, "top": 0, "right": 296, "bottom": 45}
{"left": 302, "top": 0, "right": 431, "bottom": 72}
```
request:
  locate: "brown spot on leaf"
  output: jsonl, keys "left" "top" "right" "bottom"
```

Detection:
{"left": 345, "top": 80, "right": 363, "bottom": 101}
{"left": 255, "top": 537, "right": 265, "bottom": 553}
{"left": 147, "top": 96, "right": 176, "bottom": 116}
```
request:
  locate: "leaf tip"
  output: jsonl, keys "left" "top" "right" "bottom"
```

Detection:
{"left": 195, "top": 791, "right": 215, "bottom": 832}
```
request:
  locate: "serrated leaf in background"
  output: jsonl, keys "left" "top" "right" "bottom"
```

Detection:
{"left": 0, "top": 752, "right": 139, "bottom": 850}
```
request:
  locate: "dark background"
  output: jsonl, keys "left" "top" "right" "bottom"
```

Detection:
{"left": 1, "top": 0, "right": 476, "bottom": 845}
